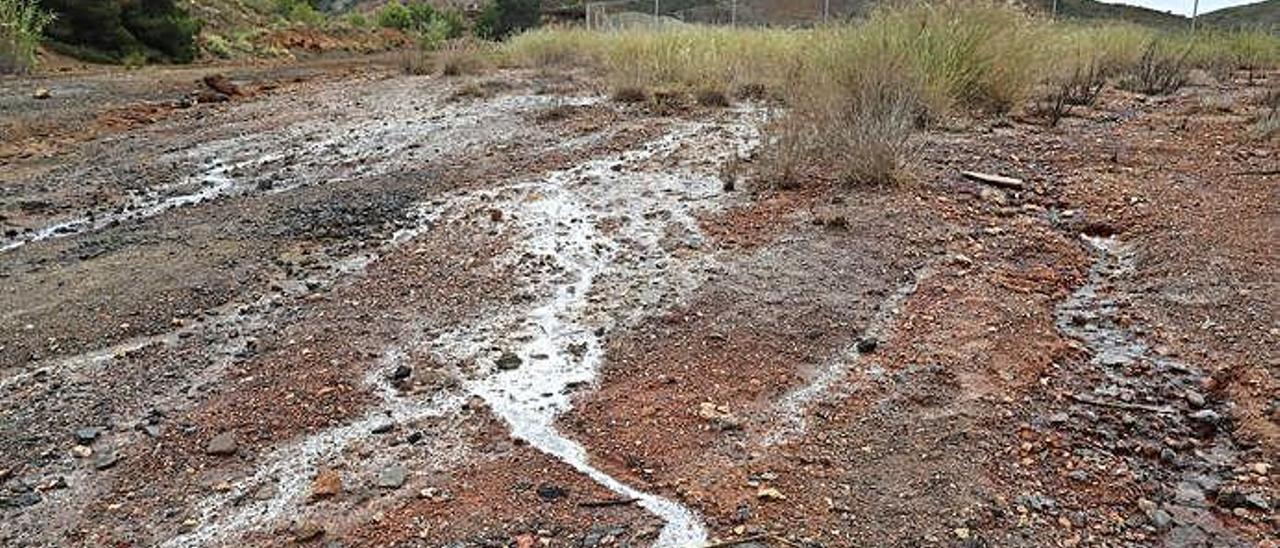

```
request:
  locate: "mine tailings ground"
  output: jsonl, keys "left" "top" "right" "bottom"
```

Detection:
{"left": 0, "top": 59, "right": 1276, "bottom": 547}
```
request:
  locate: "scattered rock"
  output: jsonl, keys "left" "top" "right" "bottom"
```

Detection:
{"left": 33, "top": 88, "right": 51, "bottom": 100}
{"left": 93, "top": 451, "right": 119, "bottom": 470}
{"left": 536, "top": 483, "right": 567, "bottom": 501}
{"left": 757, "top": 487, "right": 786, "bottom": 501}
{"left": 697, "top": 402, "right": 742, "bottom": 430}
{"left": 310, "top": 469, "right": 342, "bottom": 500}
{"left": 253, "top": 482, "right": 279, "bottom": 501}
{"left": 194, "top": 89, "right": 229, "bottom": 104}
{"left": 205, "top": 432, "right": 238, "bottom": 456}
{"left": 14, "top": 491, "right": 41, "bottom": 507}
{"left": 377, "top": 465, "right": 408, "bottom": 489}
{"left": 495, "top": 352, "right": 522, "bottom": 371}
{"left": 203, "top": 74, "right": 243, "bottom": 96}
{"left": 293, "top": 520, "right": 324, "bottom": 542}
{"left": 1184, "top": 390, "right": 1205, "bottom": 408}
{"left": 418, "top": 486, "right": 451, "bottom": 502}
{"left": 1189, "top": 409, "right": 1220, "bottom": 427}
{"left": 70, "top": 445, "right": 92, "bottom": 459}
{"left": 583, "top": 524, "right": 626, "bottom": 547}
{"left": 1016, "top": 493, "right": 1056, "bottom": 512}
{"left": 389, "top": 365, "right": 412, "bottom": 381}
{"left": 979, "top": 187, "right": 1008, "bottom": 206}
{"left": 1245, "top": 493, "right": 1271, "bottom": 511}
{"left": 855, "top": 337, "right": 878, "bottom": 354}
{"left": 74, "top": 427, "right": 102, "bottom": 445}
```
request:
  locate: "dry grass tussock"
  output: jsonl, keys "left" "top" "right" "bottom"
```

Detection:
{"left": 400, "top": 38, "right": 496, "bottom": 76}
{"left": 1252, "top": 88, "right": 1280, "bottom": 141}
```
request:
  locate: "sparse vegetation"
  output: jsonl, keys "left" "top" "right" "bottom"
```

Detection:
{"left": 1117, "top": 39, "right": 1190, "bottom": 95}
{"left": 435, "top": 39, "right": 492, "bottom": 76}
{"left": 379, "top": 0, "right": 464, "bottom": 52}
{"left": 1, "top": 0, "right": 53, "bottom": 73}
{"left": 505, "top": 1, "right": 1280, "bottom": 187}
{"left": 273, "top": 0, "right": 325, "bottom": 26}
{"left": 1252, "top": 88, "right": 1280, "bottom": 140}
{"left": 694, "top": 88, "right": 729, "bottom": 107}
{"left": 610, "top": 86, "right": 647, "bottom": 103}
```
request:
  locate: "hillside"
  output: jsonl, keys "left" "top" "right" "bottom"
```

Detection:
{"left": 1023, "top": 0, "right": 1188, "bottom": 28}
{"left": 1201, "top": 0, "right": 1280, "bottom": 29}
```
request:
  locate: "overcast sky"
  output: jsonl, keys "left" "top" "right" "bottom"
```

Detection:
{"left": 1097, "top": 0, "right": 1267, "bottom": 16}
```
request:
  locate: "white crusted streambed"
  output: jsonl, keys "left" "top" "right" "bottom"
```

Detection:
{"left": 167, "top": 108, "right": 765, "bottom": 547}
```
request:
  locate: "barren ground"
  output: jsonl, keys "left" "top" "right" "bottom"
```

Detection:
{"left": 0, "top": 58, "right": 1276, "bottom": 548}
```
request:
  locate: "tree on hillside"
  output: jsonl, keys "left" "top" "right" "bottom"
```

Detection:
{"left": 476, "top": 0, "right": 540, "bottom": 39}
{"left": 40, "top": 0, "right": 200, "bottom": 62}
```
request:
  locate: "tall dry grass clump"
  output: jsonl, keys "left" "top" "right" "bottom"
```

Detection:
{"left": 761, "top": 1, "right": 1049, "bottom": 186}
{"left": 763, "top": 48, "right": 923, "bottom": 187}
{"left": 1, "top": 0, "right": 53, "bottom": 74}
{"left": 1252, "top": 88, "right": 1280, "bottom": 141}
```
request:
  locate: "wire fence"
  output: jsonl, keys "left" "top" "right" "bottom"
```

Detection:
{"left": 584, "top": 0, "right": 872, "bottom": 30}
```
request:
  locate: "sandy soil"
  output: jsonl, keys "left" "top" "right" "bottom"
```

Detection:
{"left": 0, "top": 59, "right": 1275, "bottom": 548}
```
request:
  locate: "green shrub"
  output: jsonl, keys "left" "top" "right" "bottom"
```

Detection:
{"left": 274, "top": 0, "right": 324, "bottom": 26}
{"left": 376, "top": 0, "right": 412, "bottom": 30}
{"left": 1, "top": 0, "right": 53, "bottom": 74}
{"left": 418, "top": 16, "right": 450, "bottom": 50}
{"left": 378, "top": 0, "right": 461, "bottom": 35}
{"left": 203, "top": 32, "right": 232, "bottom": 58}
{"left": 346, "top": 12, "right": 367, "bottom": 28}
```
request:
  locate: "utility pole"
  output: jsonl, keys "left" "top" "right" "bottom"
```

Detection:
{"left": 731, "top": 0, "right": 737, "bottom": 26}
{"left": 1191, "top": 0, "right": 1199, "bottom": 33}
{"left": 823, "top": 0, "right": 829, "bottom": 22}
{"left": 1052, "top": 0, "right": 1058, "bottom": 18}
{"left": 654, "top": 0, "right": 660, "bottom": 28}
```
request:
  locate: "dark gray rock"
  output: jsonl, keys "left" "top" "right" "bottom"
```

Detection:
{"left": 496, "top": 352, "right": 523, "bottom": 371}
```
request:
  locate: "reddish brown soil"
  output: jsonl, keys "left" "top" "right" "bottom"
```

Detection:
{"left": 1, "top": 61, "right": 1275, "bottom": 548}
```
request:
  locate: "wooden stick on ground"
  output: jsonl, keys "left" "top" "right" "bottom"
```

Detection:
{"left": 960, "top": 170, "right": 1025, "bottom": 191}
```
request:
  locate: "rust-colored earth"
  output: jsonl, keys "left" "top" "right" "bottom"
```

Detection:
{"left": 0, "top": 56, "right": 1275, "bottom": 548}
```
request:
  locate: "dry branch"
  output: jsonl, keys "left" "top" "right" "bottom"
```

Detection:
{"left": 961, "top": 170, "right": 1025, "bottom": 190}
